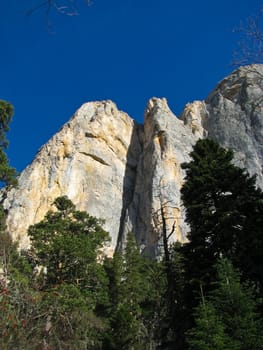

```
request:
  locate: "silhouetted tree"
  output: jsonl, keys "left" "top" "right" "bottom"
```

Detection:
{"left": 181, "top": 139, "right": 263, "bottom": 302}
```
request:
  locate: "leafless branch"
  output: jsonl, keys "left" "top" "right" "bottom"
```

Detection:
{"left": 26, "top": 0, "right": 93, "bottom": 31}
{"left": 233, "top": 7, "right": 263, "bottom": 66}
{"left": 167, "top": 222, "right": 176, "bottom": 240}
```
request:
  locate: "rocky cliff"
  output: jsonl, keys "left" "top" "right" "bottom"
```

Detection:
{"left": 2, "top": 64, "right": 263, "bottom": 255}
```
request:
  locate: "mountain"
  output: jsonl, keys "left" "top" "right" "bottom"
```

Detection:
{"left": 1, "top": 64, "right": 263, "bottom": 256}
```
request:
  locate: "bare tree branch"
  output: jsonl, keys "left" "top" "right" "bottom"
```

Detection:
{"left": 167, "top": 222, "right": 176, "bottom": 240}
{"left": 233, "top": 7, "right": 263, "bottom": 66}
{"left": 26, "top": 0, "right": 93, "bottom": 30}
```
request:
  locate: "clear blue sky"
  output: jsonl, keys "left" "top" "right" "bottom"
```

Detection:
{"left": 1, "top": 0, "right": 262, "bottom": 172}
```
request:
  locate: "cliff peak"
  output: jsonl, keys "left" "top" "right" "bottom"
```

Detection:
{"left": 2, "top": 64, "right": 263, "bottom": 255}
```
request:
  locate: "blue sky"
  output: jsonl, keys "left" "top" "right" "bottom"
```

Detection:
{"left": 1, "top": 0, "right": 262, "bottom": 172}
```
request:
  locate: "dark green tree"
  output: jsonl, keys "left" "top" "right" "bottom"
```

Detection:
{"left": 104, "top": 232, "right": 162, "bottom": 350}
{"left": 104, "top": 233, "right": 145, "bottom": 349}
{"left": 0, "top": 100, "right": 17, "bottom": 187}
{"left": 211, "top": 258, "right": 263, "bottom": 350}
{"left": 0, "top": 100, "right": 13, "bottom": 148}
{"left": 187, "top": 258, "right": 263, "bottom": 350}
{"left": 187, "top": 298, "right": 230, "bottom": 350}
{"left": 0, "top": 99, "right": 18, "bottom": 281}
{"left": 28, "top": 196, "right": 109, "bottom": 301}
{"left": 27, "top": 196, "right": 110, "bottom": 349}
{"left": 181, "top": 139, "right": 263, "bottom": 299}
{"left": 0, "top": 101, "right": 40, "bottom": 349}
{"left": 155, "top": 242, "right": 187, "bottom": 350}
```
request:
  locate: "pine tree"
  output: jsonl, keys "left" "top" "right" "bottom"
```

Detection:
{"left": 104, "top": 232, "right": 162, "bottom": 350}
{"left": 187, "top": 298, "right": 230, "bottom": 350}
{"left": 181, "top": 139, "right": 263, "bottom": 298}
{"left": 28, "top": 196, "right": 109, "bottom": 298}
{"left": 156, "top": 243, "right": 187, "bottom": 350}
{"left": 27, "top": 196, "right": 110, "bottom": 349}
{"left": 0, "top": 100, "right": 17, "bottom": 187}
{"left": 211, "top": 258, "right": 263, "bottom": 350}
{"left": 0, "top": 100, "right": 13, "bottom": 149}
{"left": 0, "top": 100, "right": 18, "bottom": 275}
{"left": 0, "top": 101, "right": 40, "bottom": 349}
{"left": 188, "top": 258, "right": 263, "bottom": 350}
{"left": 105, "top": 233, "right": 145, "bottom": 349}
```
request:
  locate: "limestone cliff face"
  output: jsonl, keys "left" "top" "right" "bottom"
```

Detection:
{"left": 180, "top": 64, "right": 263, "bottom": 189}
{"left": 123, "top": 98, "right": 202, "bottom": 256}
{"left": 1, "top": 64, "right": 263, "bottom": 254}
{"left": 1, "top": 101, "right": 142, "bottom": 251}
{"left": 204, "top": 64, "right": 263, "bottom": 188}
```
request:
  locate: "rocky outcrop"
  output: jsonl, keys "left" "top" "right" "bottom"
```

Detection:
{"left": 204, "top": 65, "right": 263, "bottom": 188}
{"left": 1, "top": 101, "right": 142, "bottom": 251}
{"left": 1, "top": 64, "right": 263, "bottom": 255}
{"left": 123, "top": 98, "right": 202, "bottom": 256}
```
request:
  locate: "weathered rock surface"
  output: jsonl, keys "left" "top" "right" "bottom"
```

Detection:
{"left": 1, "top": 64, "right": 263, "bottom": 254}
{"left": 1, "top": 101, "right": 142, "bottom": 251}
{"left": 123, "top": 98, "right": 202, "bottom": 256}
{"left": 204, "top": 64, "right": 263, "bottom": 188}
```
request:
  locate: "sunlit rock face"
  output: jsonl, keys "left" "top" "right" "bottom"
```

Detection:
{"left": 179, "top": 64, "right": 263, "bottom": 189}
{"left": 1, "top": 101, "right": 142, "bottom": 251}
{"left": 124, "top": 98, "right": 202, "bottom": 256}
{"left": 1, "top": 64, "right": 263, "bottom": 255}
{"left": 204, "top": 64, "right": 263, "bottom": 188}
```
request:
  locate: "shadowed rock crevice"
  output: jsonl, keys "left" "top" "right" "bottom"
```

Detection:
{"left": 79, "top": 151, "right": 110, "bottom": 166}
{"left": 116, "top": 122, "right": 143, "bottom": 251}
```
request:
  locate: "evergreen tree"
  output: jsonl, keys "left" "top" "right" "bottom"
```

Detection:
{"left": 0, "top": 100, "right": 17, "bottom": 187}
{"left": 0, "top": 100, "right": 13, "bottom": 149}
{"left": 181, "top": 139, "right": 263, "bottom": 299}
{"left": 104, "top": 233, "right": 145, "bottom": 349}
{"left": 187, "top": 298, "right": 230, "bottom": 350}
{"left": 211, "top": 258, "right": 263, "bottom": 350}
{"left": 27, "top": 196, "right": 110, "bottom": 349}
{"left": 157, "top": 243, "right": 187, "bottom": 350}
{"left": 0, "top": 99, "right": 18, "bottom": 276}
{"left": 0, "top": 100, "right": 37, "bottom": 349}
{"left": 187, "top": 258, "right": 263, "bottom": 350}
{"left": 28, "top": 196, "right": 109, "bottom": 298}
{"left": 104, "top": 232, "right": 162, "bottom": 350}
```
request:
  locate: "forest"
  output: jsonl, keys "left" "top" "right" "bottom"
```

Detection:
{"left": 1, "top": 99, "right": 263, "bottom": 350}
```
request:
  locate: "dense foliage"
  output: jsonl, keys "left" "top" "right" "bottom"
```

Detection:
{"left": 181, "top": 139, "right": 263, "bottom": 298}
{"left": 0, "top": 100, "right": 17, "bottom": 187}
{"left": 1, "top": 126, "right": 263, "bottom": 349}
{"left": 187, "top": 258, "right": 263, "bottom": 350}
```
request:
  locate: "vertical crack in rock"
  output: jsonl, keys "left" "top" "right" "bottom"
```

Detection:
{"left": 116, "top": 123, "right": 143, "bottom": 251}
